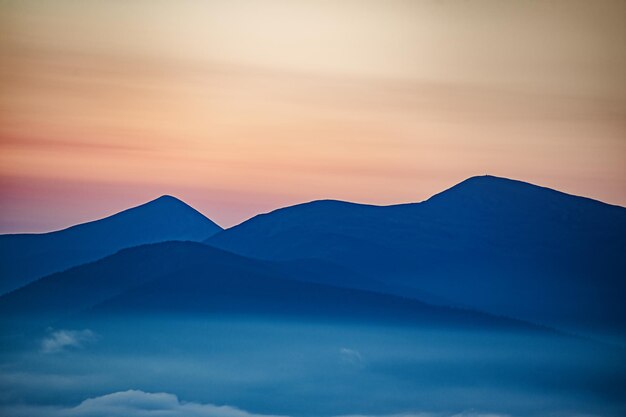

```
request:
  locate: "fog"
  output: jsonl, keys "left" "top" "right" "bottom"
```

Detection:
{"left": 1, "top": 316, "right": 625, "bottom": 417}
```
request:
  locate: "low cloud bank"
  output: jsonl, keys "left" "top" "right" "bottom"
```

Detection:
{"left": 1, "top": 390, "right": 283, "bottom": 417}
{"left": 0, "top": 389, "right": 517, "bottom": 417}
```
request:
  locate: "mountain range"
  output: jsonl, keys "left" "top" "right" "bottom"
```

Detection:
{"left": 208, "top": 175, "right": 626, "bottom": 336}
{"left": 1, "top": 175, "right": 625, "bottom": 340}
{"left": 0, "top": 241, "right": 537, "bottom": 337}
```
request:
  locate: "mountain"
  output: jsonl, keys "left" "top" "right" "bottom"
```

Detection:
{"left": 0, "top": 196, "right": 222, "bottom": 295}
{"left": 0, "top": 241, "right": 539, "bottom": 334}
{"left": 207, "top": 175, "right": 626, "bottom": 337}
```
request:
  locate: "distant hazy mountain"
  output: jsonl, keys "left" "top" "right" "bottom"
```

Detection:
{"left": 0, "top": 241, "right": 539, "bottom": 334}
{"left": 208, "top": 176, "right": 626, "bottom": 336}
{"left": 0, "top": 196, "right": 222, "bottom": 295}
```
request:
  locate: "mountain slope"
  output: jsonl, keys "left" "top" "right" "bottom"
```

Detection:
{"left": 0, "top": 241, "right": 539, "bottom": 334}
{"left": 0, "top": 196, "right": 222, "bottom": 295}
{"left": 207, "top": 176, "right": 626, "bottom": 336}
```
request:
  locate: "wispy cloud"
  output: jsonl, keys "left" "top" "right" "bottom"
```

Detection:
{"left": 5, "top": 389, "right": 604, "bottom": 417}
{"left": 340, "top": 347, "right": 364, "bottom": 367}
{"left": 41, "top": 329, "right": 99, "bottom": 354}
{"left": 1, "top": 390, "right": 284, "bottom": 417}
{"left": 0, "top": 389, "right": 539, "bottom": 417}
{"left": 0, "top": 390, "right": 516, "bottom": 417}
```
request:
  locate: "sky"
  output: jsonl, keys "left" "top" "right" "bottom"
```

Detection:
{"left": 0, "top": 0, "right": 625, "bottom": 232}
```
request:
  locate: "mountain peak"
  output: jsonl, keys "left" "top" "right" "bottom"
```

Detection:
{"left": 422, "top": 175, "right": 625, "bottom": 218}
{"left": 454, "top": 174, "right": 531, "bottom": 189}
{"left": 0, "top": 195, "right": 223, "bottom": 294}
{"left": 431, "top": 175, "right": 565, "bottom": 200}
{"left": 144, "top": 194, "right": 187, "bottom": 207}
{"left": 113, "top": 195, "right": 222, "bottom": 235}
{"left": 132, "top": 195, "right": 219, "bottom": 223}
{"left": 154, "top": 194, "right": 179, "bottom": 201}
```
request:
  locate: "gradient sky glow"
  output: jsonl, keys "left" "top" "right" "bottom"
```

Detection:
{"left": 1, "top": 0, "right": 625, "bottom": 232}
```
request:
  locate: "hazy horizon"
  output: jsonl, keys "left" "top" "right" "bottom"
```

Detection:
{"left": 1, "top": 0, "right": 625, "bottom": 233}
{"left": 2, "top": 173, "right": 625, "bottom": 234}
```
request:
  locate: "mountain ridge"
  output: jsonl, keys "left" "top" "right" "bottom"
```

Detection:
{"left": 0, "top": 195, "right": 222, "bottom": 295}
{"left": 0, "top": 240, "right": 548, "bottom": 335}
{"left": 225, "top": 175, "right": 625, "bottom": 225}
{"left": 2, "top": 175, "right": 624, "bottom": 340}
{"left": 207, "top": 175, "right": 626, "bottom": 339}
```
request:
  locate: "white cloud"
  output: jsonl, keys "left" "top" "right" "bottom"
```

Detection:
{"left": 0, "top": 387, "right": 600, "bottom": 417}
{"left": 1, "top": 390, "right": 284, "bottom": 417}
{"left": 10, "top": 390, "right": 595, "bottom": 417}
{"left": 41, "top": 329, "right": 99, "bottom": 353}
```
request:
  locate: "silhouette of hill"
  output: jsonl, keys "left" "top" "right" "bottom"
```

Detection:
{"left": 0, "top": 241, "right": 540, "bottom": 333}
{"left": 0, "top": 196, "right": 222, "bottom": 295}
{"left": 208, "top": 176, "right": 626, "bottom": 335}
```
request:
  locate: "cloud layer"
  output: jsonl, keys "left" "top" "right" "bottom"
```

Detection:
{"left": 0, "top": 389, "right": 519, "bottom": 417}
{"left": 2, "top": 390, "right": 282, "bottom": 417}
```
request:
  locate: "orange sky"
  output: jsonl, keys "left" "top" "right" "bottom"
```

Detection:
{"left": 1, "top": 0, "right": 625, "bottom": 232}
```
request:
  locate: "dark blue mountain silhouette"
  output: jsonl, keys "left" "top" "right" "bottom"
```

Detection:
{"left": 207, "top": 175, "right": 626, "bottom": 336}
{"left": 0, "top": 196, "right": 222, "bottom": 295}
{"left": 0, "top": 241, "right": 542, "bottom": 333}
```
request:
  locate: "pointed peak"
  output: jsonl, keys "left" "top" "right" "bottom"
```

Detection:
{"left": 132, "top": 195, "right": 215, "bottom": 221}
{"left": 149, "top": 195, "right": 185, "bottom": 204}
{"left": 140, "top": 195, "right": 198, "bottom": 211}
{"left": 106, "top": 195, "right": 222, "bottom": 234}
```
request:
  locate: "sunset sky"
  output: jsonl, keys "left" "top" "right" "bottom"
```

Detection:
{"left": 1, "top": 0, "right": 625, "bottom": 232}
